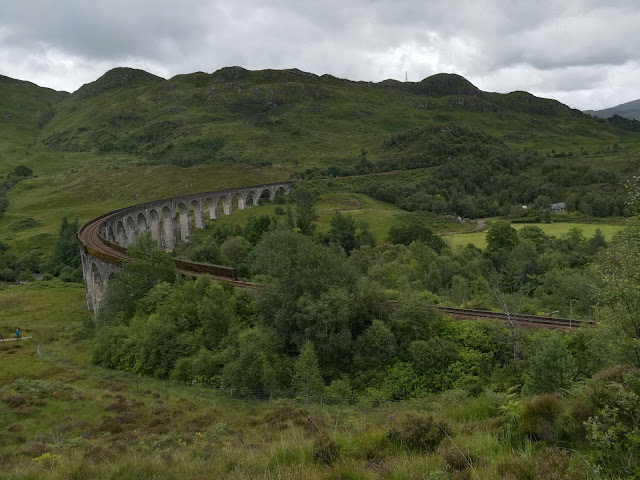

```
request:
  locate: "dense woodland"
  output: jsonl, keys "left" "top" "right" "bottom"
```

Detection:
{"left": 81, "top": 182, "right": 640, "bottom": 477}
{"left": 296, "top": 126, "right": 632, "bottom": 219}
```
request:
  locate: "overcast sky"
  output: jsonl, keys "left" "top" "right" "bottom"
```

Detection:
{"left": 1, "top": 0, "right": 638, "bottom": 110}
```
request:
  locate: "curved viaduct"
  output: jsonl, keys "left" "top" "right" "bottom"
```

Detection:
{"left": 77, "top": 180, "right": 590, "bottom": 330}
{"left": 77, "top": 181, "right": 293, "bottom": 311}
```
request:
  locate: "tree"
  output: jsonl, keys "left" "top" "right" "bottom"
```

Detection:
{"left": 517, "top": 225, "right": 549, "bottom": 253}
{"left": 450, "top": 275, "right": 470, "bottom": 305}
{"left": 220, "top": 236, "right": 251, "bottom": 267}
{"left": 326, "top": 211, "right": 356, "bottom": 253}
{"left": 596, "top": 221, "right": 640, "bottom": 367}
{"left": 221, "top": 326, "right": 291, "bottom": 393}
{"left": 410, "top": 338, "right": 458, "bottom": 377}
{"left": 293, "top": 341, "right": 325, "bottom": 398}
{"left": 292, "top": 184, "right": 318, "bottom": 235}
{"left": 244, "top": 214, "right": 274, "bottom": 245}
{"left": 253, "top": 230, "right": 362, "bottom": 373}
{"left": 97, "top": 232, "right": 177, "bottom": 326}
{"left": 354, "top": 148, "right": 373, "bottom": 174}
{"left": 388, "top": 213, "right": 446, "bottom": 253}
{"left": 490, "top": 273, "right": 526, "bottom": 362}
{"left": 586, "top": 228, "right": 607, "bottom": 255}
{"left": 390, "top": 293, "right": 441, "bottom": 351}
{"left": 486, "top": 221, "right": 518, "bottom": 253}
{"left": 523, "top": 333, "right": 578, "bottom": 394}
{"left": 353, "top": 320, "right": 397, "bottom": 388}
{"left": 189, "top": 240, "right": 222, "bottom": 264}
{"left": 12, "top": 165, "right": 33, "bottom": 177}
{"left": 355, "top": 220, "right": 376, "bottom": 248}
{"left": 48, "top": 217, "right": 81, "bottom": 275}
{"left": 579, "top": 200, "right": 593, "bottom": 218}
{"left": 197, "top": 284, "right": 239, "bottom": 350}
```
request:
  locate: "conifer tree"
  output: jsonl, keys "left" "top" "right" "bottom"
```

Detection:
{"left": 293, "top": 184, "right": 317, "bottom": 235}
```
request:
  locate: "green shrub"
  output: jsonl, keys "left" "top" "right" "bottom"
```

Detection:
{"left": 312, "top": 433, "right": 341, "bottom": 465}
{"left": 386, "top": 413, "right": 447, "bottom": 452}
{"left": 59, "top": 265, "right": 82, "bottom": 282}
{"left": 437, "top": 439, "right": 475, "bottom": 471}
{"left": 382, "top": 362, "right": 424, "bottom": 400}
{"left": 325, "top": 376, "right": 354, "bottom": 403}
{"left": 11, "top": 217, "right": 42, "bottom": 231}
{"left": 520, "top": 393, "right": 563, "bottom": 443}
{"left": 496, "top": 454, "right": 535, "bottom": 480}
{"left": 523, "top": 333, "right": 577, "bottom": 395}
{"left": 585, "top": 374, "right": 640, "bottom": 477}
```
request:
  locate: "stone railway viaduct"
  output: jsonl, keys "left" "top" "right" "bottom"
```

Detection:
{"left": 78, "top": 182, "right": 293, "bottom": 311}
{"left": 77, "top": 180, "right": 588, "bottom": 330}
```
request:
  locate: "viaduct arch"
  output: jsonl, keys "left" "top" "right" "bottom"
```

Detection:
{"left": 78, "top": 182, "right": 293, "bottom": 312}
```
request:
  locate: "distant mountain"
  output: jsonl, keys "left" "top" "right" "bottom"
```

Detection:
{"left": 585, "top": 99, "right": 640, "bottom": 120}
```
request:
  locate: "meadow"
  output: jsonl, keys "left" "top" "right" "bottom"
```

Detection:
{"left": 446, "top": 221, "right": 628, "bottom": 249}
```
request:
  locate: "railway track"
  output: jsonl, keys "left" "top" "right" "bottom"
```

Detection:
{"left": 431, "top": 306, "right": 593, "bottom": 330}
{"left": 78, "top": 206, "right": 590, "bottom": 330}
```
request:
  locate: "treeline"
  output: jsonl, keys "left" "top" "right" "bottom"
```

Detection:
{"left": 0, "top": 215, "right": 82, "bottom": 283}
{"left": 89, "top": 186, "right": 640, "bottom": 476}
{"left": 293, "top": 125, "right": 629, "bottom": 219}
{"left": 354, "top": 217, "right": 607, "bottom": 317}
{"left": 93, "top": 230, "right": 589, "bottom": 398}
{"left": 600, "top": 114, "right": 640, "bottom": 132}
{"left": 91, "top": 187, "right": 637, "bottom": 396}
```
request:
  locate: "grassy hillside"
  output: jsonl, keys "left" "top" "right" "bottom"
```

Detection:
{"left": 0, "top": 282, "right": 604, "bottom": 479}
{"left": 0, "top": 76, "right": 70, "bottom": 176}
{"left": 0, "top": 67, "right": 638, "bottom": 255}
{"left": 39, "top": 67, "right": 640, "bottom": 170}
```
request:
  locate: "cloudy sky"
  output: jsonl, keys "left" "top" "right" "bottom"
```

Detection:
{"left": 1, "top": 0, "right": 638, "bottom": 110}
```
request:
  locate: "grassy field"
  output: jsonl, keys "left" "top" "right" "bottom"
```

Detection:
{"left": 189, "top": 192, "right": 406, "bottom": 241}
{"left": 187, "top": 192, "right": 474, "bottom": 247}
{"left": 446, "top": 222, "right": 628, "bottom": 249}
{"left": 0, "top": 163, "right": 295, "bottom": 253}
{"left": 0, "top": 282, "right": 597, "bottom": 479}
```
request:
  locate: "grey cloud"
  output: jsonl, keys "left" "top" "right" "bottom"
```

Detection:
{"left": 0, "top": 0, "right": 638, "bottom": 109}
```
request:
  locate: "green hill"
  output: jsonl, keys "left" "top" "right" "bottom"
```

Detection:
{"left": 36, "top": 67, "right": 639, "bottom": 170}
{"left": 0, "top": 75, "right": 69, "bottom": 172}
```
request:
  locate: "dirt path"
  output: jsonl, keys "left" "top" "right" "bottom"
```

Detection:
{"left": 0, "top": 337, "right": 32, "bottom": 343}
{"left": 474, "top": 218, "right": 488, "bottom": 231}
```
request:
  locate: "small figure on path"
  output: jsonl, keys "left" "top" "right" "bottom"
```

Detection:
{"left": 15, "top": 328, "right": 20, "bottom": 340}
{"left": 0, "top": 331, "right": 4, "bottom": 340}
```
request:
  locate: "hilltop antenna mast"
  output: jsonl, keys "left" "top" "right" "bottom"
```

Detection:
{"left": 405, "top": 71, "right": 408, "bottom": 82}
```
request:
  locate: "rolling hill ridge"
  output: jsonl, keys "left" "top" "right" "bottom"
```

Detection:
{"left": 20, "top": 66, "right": 636, "bottom": 170}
